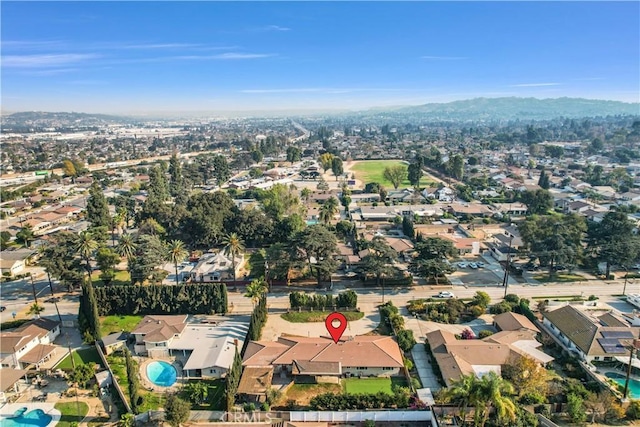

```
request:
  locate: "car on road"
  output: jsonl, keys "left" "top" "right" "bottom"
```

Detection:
{"left": 0, "top": 306, "right": 5, "bottom": 312}
{"left": 468, "top": 262, "right": 478, "bottom": 269}
{"left": 457, "top": 262, "right": 468, "bottom": 268}
{"left": 435, "top": 291, "right": 455, "bottom": 299}
{"left": 45, "top": 297, "right": 60, "bottom": 303}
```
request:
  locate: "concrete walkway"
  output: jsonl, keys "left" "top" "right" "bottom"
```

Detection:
{"left": 411, "top": 343, "right": 441, "bottom": 392}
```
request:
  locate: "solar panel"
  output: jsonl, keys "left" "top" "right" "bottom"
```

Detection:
{"left": 598, "top": 338, "right": 627, "bottom": 354}
{"left": 602, "top": 331, "right": 634, "bottom": 339}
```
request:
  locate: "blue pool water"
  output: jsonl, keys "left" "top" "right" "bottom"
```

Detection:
{"left": 146, "top": 361, "right": 177, "bottom": 387}
{"left": 306, "top": 219, "right": 319, "bottom": 225}
{"left": 605, "top": 372, "right": 640, "bottom": 399}
{"left": 0, "top": 407, "right": 53, "bottom": 427}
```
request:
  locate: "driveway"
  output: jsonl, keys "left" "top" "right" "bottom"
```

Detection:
{"left": 411, "top": 344, "right": 441, "bottom": 392}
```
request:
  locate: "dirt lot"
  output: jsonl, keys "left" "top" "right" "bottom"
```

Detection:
{"left": 276, "top": 383, "right": 342, "bottom": 408}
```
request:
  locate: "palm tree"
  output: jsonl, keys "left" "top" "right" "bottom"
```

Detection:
{"left": 473, "top": 372, "right": 516, "bottom": 427}
{"left": 75, "top": 231, "right": 98, "bottom": 285}
{"left": 244, "top": 277, "right": 267, "bottom": 306}
{"left": 16, "top": 224, "right": 35, "bottom": 248}
{"left": 166, "top": 240, "right": 188, "bottom": 286}
{"left": 223, "top": 233, "right": 245, "bottom": 284}
{"left": 116, "top": 233, "right": 137, "bottom": 279}
{"left": 27, "top": 302, "right": 45, "bottom": 318}
{"left": 446, "top": 374, "right": 476, "bottom": 426}
{"left": 319, "top": 198, "right": 338, "bottom": 225}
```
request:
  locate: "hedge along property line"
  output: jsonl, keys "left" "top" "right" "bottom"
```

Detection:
{"left": 94, "top": 284, "right": 228, "bottom": 316}
{"left": 289, "top": 290, "right": 357, "bottom": 311}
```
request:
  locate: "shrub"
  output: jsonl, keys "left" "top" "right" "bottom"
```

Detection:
{"left": 460, "top": 329, "right": 475, "bottom": 340}
{"left": 468, "top": 305, "right": 485, "bottom": 318}
{"left": 490, "top": 301, "right": 512, "bottom": 314}
{"left": 404, "top": 359, "right": 413, "bottom": 371}
{"left": 396, "top": 329, "right": 417, "bottom": 352}
{"left": 478, "top": 330, "right": 494, "bottom": 339}
{"left": 471, "top": 291, "right": 491, "bottom": 308}
{"left": 504, "top": 294, "right": 520, "bottom": 305}
{"left": 627, "top": 400, "right": 640, "bottom": 420}
{"left": 243, "top": 402, "right": 256, "bottom": 412}
{"left": 588, "top": 295, "right": 598, "bottom": 301}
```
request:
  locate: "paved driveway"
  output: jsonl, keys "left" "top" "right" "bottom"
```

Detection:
{"left": 261, "top": 310, "right": 380, "bottom": 341}
{"left": 411, "top": 344, "right": 441, "bottom": 392}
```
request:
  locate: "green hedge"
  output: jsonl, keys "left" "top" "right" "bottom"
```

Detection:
{"left": 94, "top": 284, "right": 228, "bottom": 316}
{"left": 0, "top": 319, "right": 30, "bottom": 331}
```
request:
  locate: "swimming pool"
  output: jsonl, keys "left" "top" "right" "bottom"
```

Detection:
{"left": 605, "top": 372, "right": 640, "bottom": 399}
{"left": 0, "top": 407, "right": 53, "bottom": 427}
{"left": 146, "top": 361, "right": 177, "bottom": 387}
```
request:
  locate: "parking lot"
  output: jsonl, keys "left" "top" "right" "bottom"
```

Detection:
{"left": 447, "top": 255, "right": 508, "bottom": 287}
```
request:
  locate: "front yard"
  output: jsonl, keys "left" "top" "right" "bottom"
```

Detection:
{"left": 281, "top": 311, "right": 364, "bottom": 323}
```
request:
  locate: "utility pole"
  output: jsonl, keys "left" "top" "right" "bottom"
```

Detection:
{"left": 623, "top": 267, "right": 630, "bottom": 296}
{"left": 502, "top": 234, "right": 514, "bottom": 298}
{"left": 46, "top": 271, "right": 63, "bottom": 324}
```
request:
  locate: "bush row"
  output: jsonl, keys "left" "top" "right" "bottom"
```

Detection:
{"left": 289, "top": 290, "right": 357, "bottom": 310}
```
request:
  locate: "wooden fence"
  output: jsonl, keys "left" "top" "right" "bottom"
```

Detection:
{"left": 94, "top": 342, "right": 132, "bottom": 414}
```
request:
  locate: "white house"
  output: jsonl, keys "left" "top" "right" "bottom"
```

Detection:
{"left": 189, "top": 252, "right": 244, "bottom": 283}
{"left": 0, "top": 318, "right": 61, "bottom": 370}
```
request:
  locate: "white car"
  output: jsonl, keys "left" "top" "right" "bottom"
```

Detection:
{"left": 436, "top": 291, "right": 455, "bottom": 299}
{"left": 457, "top": 262, "right": 468, "bottom": 268}
{"left": 476, "top": 262, "right": 485, "bottom": 268}
{"left": 468, "top": 262, "right": 478, "bottom": 269}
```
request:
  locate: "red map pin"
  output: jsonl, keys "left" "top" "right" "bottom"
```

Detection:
{"left": 325, "top": 312, "right": 348, "bottom": 343}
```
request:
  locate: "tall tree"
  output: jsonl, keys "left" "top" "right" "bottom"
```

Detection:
{"left": 76, "top": 231, "right": 98, "bottom": 282}
{"left": 86, "top": 181, "right": 110, "bottom": 228}
{"left": 360, "top": 236, "right": 398, "bottom": 285}
{"left": 519, "top": 189, "right": 553, "bottom": 215}
{"left": 447, "top": 154, "right": 465, "bottom": 180}
{"left": 116, "top": 233, "right": 137, "bottom": 277}
{"left": 383, "top": 165, "right": 408, "bottom": 189}
{"left": 537, "top": 169, "right": 550, "bottom": 189}
{"left": 407, "top": 159, "right": 424, "bottom": 189}
{"left": 147, "top": 165, "right": 170, "bottom": 202}
{"left": 212, "top": 155, "right": 231, "bottom": 186}
{"left": 286, "top": 146, "right": 302, "bottom": 164}
{"left": 96, "top": 246, "right": 121, "bottom": 285}
{"left": 587, "top": 211, "right": 640, "bottom": 277}
{"left": 129, "top": 234, "right": 165, "bottom": 285}
{"left": 319, "top": 197, "right": 339, "bottom": 225}
{"left": 124, "top": 348, "right": 140, "bottom": 414}
{"left": 223, "top": 233, "right": 245, "bottom": 283}
{"left": 318, "top": 153, "right": 334, "bottom": 172}
{"left": 168, "top": 153, "right": 184, "bottom": 197}
{"left": 331, "top": 157, "right": 344, "bottom": 180}
{"left": 446, "top": 374, "right": 476, "bottom": 427}
{"left": 473, "top": 372, "right": 517, "bottom": 427}
{"left": 16, "top": 224, "right": 35, "bottom": 248}
{"left": 164, "top": 393, "right": 190, "bottom": 427}
{"left": 166, "top": 240, "right": 188, "bottom": 286}
{"left": 294, "top": 224, "right": 338, "bottom": 286}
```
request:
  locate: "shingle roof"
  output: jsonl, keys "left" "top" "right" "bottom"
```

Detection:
{"left": 131, "top": 315, "right": 187, "bottom": 342}
{"left": 237, "top": 366, "right": 274, "bottom": 396}
{"left": 493, "top": 312, "right": 539, "bottom": 332}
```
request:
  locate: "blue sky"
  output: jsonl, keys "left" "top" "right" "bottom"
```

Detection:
{"left": 2, "top": 1, "right": 639, "bottom": 113}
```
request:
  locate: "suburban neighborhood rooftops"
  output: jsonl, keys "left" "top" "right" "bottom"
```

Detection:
{"left": 493, "top": 312, "right": 539, "bottom": 332}
{"left": 237, "top": 366, "right": 274, "bottom": 396}
{"left": 131, "top": 315, "right": 188, "bottom": 342}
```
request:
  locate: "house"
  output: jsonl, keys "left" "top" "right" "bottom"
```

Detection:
{"left": 490, "top": 203, "right": 528, "bottom": 217}
{"left": 100, "top": 331, "right": 128, "bottom": 355}
{"left": 542, "top": 305, "right": 640, "bottom": 363}
{"left": 0, "top": 252, "right": 28, "bottom": 277}
{"left": 426, "top": 321, "right": 552, "bottom": 387}
{"left": 132, "top": 315, "right": 188, "bottom": 357}
{"left": 447, "top": 203, "right": 492, "bottom": 218}
{"left": 493, "top": 312, "right": 538, "bottom": 333}
{"left": 237, "top": 366, "right": 274, "bottom": 403}
{"left": 189, "top": 251, "right": 244, "bottom": 283}
{"left": 132, "top": 315, "right": 249, "bottom": 378}
{"left": 386, "top": 189, "right": 425, "bottom": 204}
{"left": 485, "top": 241, "right": 519, "bottom": 262}
{"left": 0, "top": 318, "right": 61, "bottom": 370}
{"left": 241, "top": 335, "right": 404, "bottom": 391}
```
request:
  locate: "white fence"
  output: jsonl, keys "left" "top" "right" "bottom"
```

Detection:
{"left": 290, "top": 410, "right": 436, "bottom": 424}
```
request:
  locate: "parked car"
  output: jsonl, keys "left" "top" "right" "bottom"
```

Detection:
{"left": 0, "top": 306, "right": 5, "bottom": 312}
{"left": 45, "top": 297, "right": 60, "bottom": 303}
{"left": 468, "top": 263, "right": 478, "bottom": 269}
{"left": 476, "top": 262, "right": 485, "bottom": 268}
{"left": 435, "top": 291, "right": 455, "bottom": 299}
{"left": 457, "top": 262, "right": 468, "bottom": 268}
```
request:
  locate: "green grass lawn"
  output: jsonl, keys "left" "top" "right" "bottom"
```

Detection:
{"left": 101, "top": 315, "right": 143, "bottom": 335}
{"left": 54, "top": 402, "right": 89, "bottom": 427}
{"left": 532, "top": 273, "right": 585, "bottom": 283}
{"left": 56, "top": 347, "right": 103, "bottom": 370}
{"left": 343, "top": 377, "right": 407, "bottom": 395}
{"left": 107, "top": 352, "right": 164, "bottom": 412}
{"left": 91, "top": 270, "right": 130, "bottom": 286}
{"left": 281, "top": 311, "right": 364, "bottom": 323}
{"left": 351, "top": 160, "right": 434, "bottom": 188}
{"left": 178, "top": 379, "right": 226, "bottom": 410}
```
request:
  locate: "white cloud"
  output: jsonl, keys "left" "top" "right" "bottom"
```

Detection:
{"left": 258, "top": 25, "right": 291, "bottom": 32}
{"left": 421, "top": 56, "right": 467, "bottom": 60}
{"left": 122, "top": 43, "right": 202, "bottom": 49}
{"left": 2, "top": 53, "right": 99, "bottom": 68}
{"left": 207, "top": 52, "right": 275, "bottom": 60}
{"left": 510, "top": 82, "right": 561, "bottom": 87}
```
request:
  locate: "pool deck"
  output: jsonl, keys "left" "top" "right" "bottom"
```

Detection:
{"left": 139, "top": 358, "right": 184, "bottom": 393}
{"left": 0, "top": 403, "right": 61, "bottom": 426}
{"left": 595, "top": 367, "right": 640, "bottom": 399}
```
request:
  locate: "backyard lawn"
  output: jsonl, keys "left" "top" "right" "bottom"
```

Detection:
{"left": 179, "top": 378, "right": 225, "bottom": 410}
{"left": 350, "top": 160, "right": 434, "bottom": 188}
{"left": 54, "top": 402, "right": 89, "bottom": 427}
{"left": 107, "top": 352, "right": 164, "bottom": 412}
{"left": 282, "top": 311, "right": 364, "bottom": 323}
{"left": 56, "top": 347, "right": 103, "bottom": 370}
{"left": 343, "top": 377, "right": 407, "bottom": 395}
{"left": 101, "top": 315, "right": 143, "bottom": 335}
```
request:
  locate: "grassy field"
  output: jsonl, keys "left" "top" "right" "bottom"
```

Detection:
{"left": 54, "top": 402, "right": 89, "bottom": 427}
{"left": 56, "top": 347, "right": 103, "bottom": 370}
{"left": 350, "top": 160, "right": 434, "bottom": 188}
{"left": 533, "top": 273, "right": 585, "bottom": 283}
{"left": 281, "top": 311, "right": 364, "bottom": 323}
{"left": 178, "top": 379, "right": 225, "bottom": 410}
{"left": 342, "top": 377, "right": 406, "bottom": 395}
{"left": 101, "top": 315, "right": 143, "bottom": 335}
{"left": 91, "top": 270, "right": 130, "bottom": 286}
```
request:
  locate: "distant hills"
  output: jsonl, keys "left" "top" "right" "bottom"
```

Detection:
{"left": 373, "top": 97, "right": 640, "bottom": 121}
{"left": 3, "top": 97, "right": 639, "bottom": 125}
